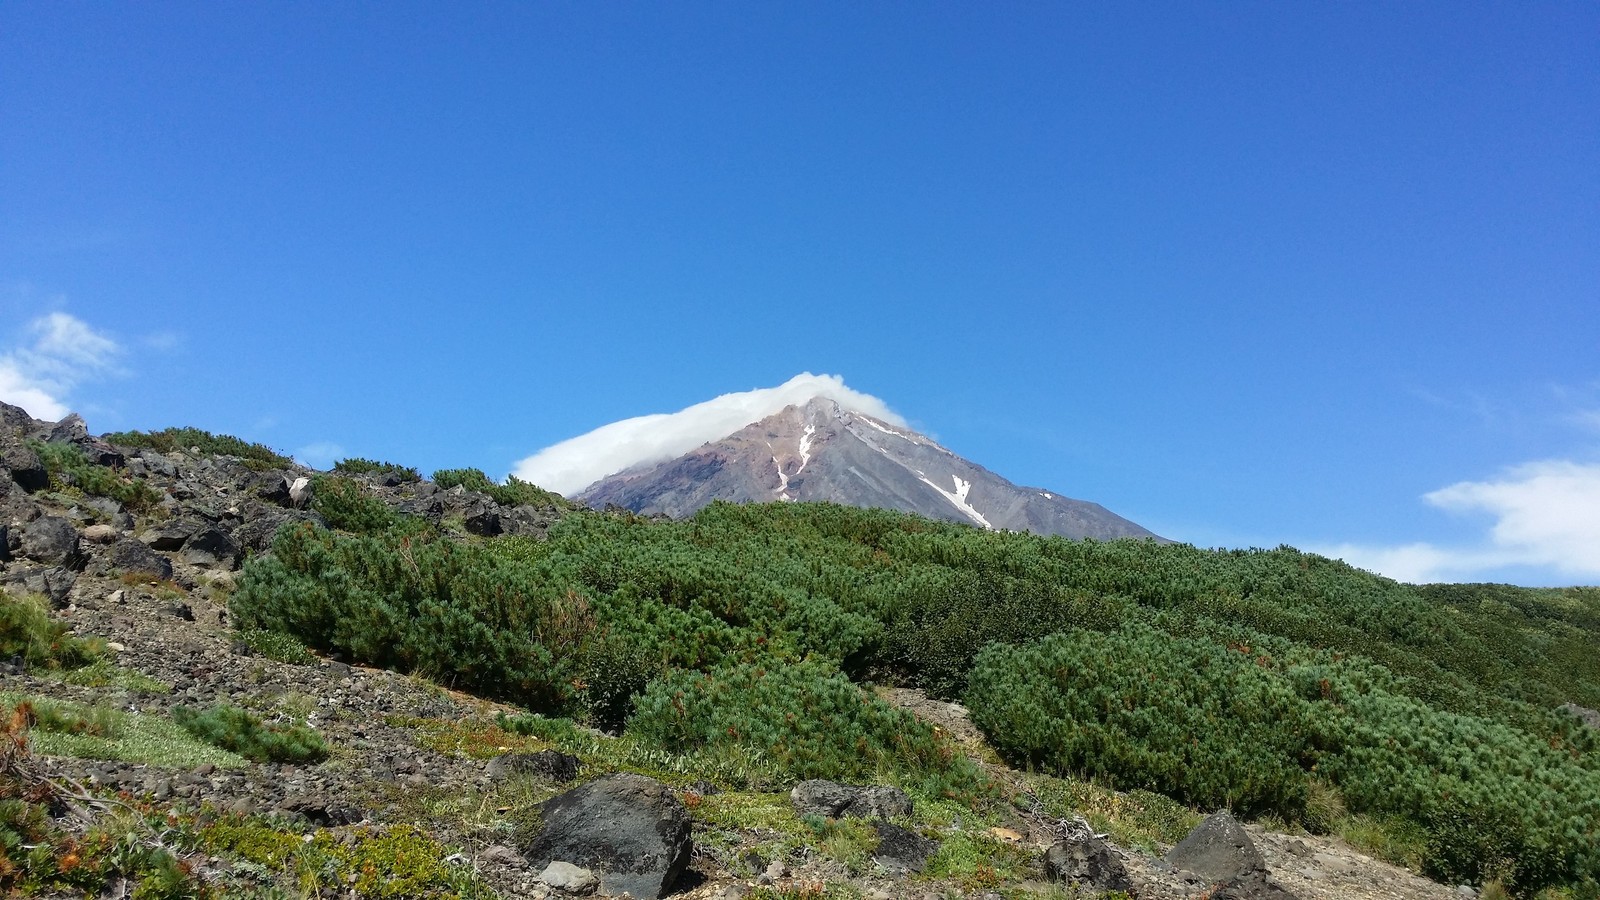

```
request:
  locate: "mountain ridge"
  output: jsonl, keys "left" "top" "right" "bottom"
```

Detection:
{"left": 578, "top": 396, "right": 1165, "bottom": 542}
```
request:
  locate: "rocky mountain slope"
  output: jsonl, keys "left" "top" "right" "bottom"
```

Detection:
{"left": 579, "top": 397, "right": 1163, "bottom": 542}
{"left": 0, "top": 400, "right": 1498, "bottom": 899}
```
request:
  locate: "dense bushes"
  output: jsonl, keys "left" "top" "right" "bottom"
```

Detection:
{"left": 102, "top": 426, "right": 292, "bottom": 469}
{"left": 628, "top": 661, "right": 987, "bottom": 796}
{"left": 231, "top": 498, "right": 1600, "bottom": 894}
{"left": 967, "top": 625, "right": 1600, "bottom": 892}
{"left": 232, "top": 523, "right": 595, "bottom": 712}
{"left": 967, "top": 624, "right": 1316, "bottom": 816}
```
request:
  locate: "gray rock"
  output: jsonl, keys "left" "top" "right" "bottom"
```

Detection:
{"left": 82, "top": 523, "right": 120, "bottom": 544}
{"left": 183, "top": 527, "right": 240, "bottom": 568}
{"left": 463, "top": 501, "right": 502, "bottom": 537}
{"left": 20, "top": 516, "right": 79, "bottom": 566}
{"left": 487, "top": 750, "right": 581, "bottom": 782}
{"left": 254, "top": 472, "right": 291, "bottom": 505}
{"left": 539, "top": 861, "right": 598, "bottom": 894}
{"left": 1211, "top": 872, "right": 1301, "bottom": 899}
{"left": 109, "top": 539, "right": 173, "bottom": 581}
{"left": 872, "top": 821, "right": 937, "bottom": 874}
{"left": 47, "top": 414, "right": 89, "bottom": 444}
{"left": 142, "top": 520, "right": 199, "bottom": 551}
{"left": 2, "top": 446, "right": 47, "bottom": 493}
{"left": 1561, "top": 702, "right": 1600, "bottom": 730}
{"left": 1044, "top": 820, "right": 1132, "bottom": 892}
{"left": 289, "top": 477, "right": 313, "bottom": 509}
{"left": 521, "top": 773, "right": 691, "bottom": 899}
{"left": 1166, "top": 812, "right": 1266, "bottom": 884}
{"left": 791, "top": 780, "right": 913, "bottom": 820}
{"left": 3, "top": 566, "right": 76, "bottom": 607}
{"left": 137, "top": 450, "right": 178, "bottom": 478}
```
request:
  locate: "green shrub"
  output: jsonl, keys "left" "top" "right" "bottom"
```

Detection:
{"left": 309, "top": 475, "right": 398, "bottom": 533}
{"left": 432, "top": 467, "right": 569, "bottom": 509}
{"left": 627, "top": 660, "right": 989, "bottom": 797}
{"left": 0, "top": 593, "right": 101, "bottom": 671}
{"left": 233, "top": 523, "right": 594, "bottom": 712}
{"left": 172, "top": 702, "right": 327, "bottom": 764}
{"left": 967, "top": 624, "right": 1315, "bottom": 816}
{"left": 103, "top": 426, "right": 292, "bottom": 468}
{"left": 333, "top": 457, "right": 421, "bottom": 482}
{"left": 30, "top": 441, "right": 164, "bottom": 512}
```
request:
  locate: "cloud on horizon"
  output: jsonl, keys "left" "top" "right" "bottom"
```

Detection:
{"left": 513, "top": 373, "right": 905, "bottom": 496}
{"left": 0, "top": 312, "right": 121, "bottom": 421}
{"left": 1316, "top": 459, "right": 1600, "bottom": 584}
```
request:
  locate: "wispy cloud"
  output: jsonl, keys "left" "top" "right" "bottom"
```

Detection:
{"left": 0, "top": 312, "right": 122, "bottom": 421}
{"left": 294, "top": 441, "right": 346, "bottom": 470}
{"left": 513, "top": 373, "right": 905, "bottom": 495}
{"left": 1316, "top": 460, "right": 1600, "bottom": 584}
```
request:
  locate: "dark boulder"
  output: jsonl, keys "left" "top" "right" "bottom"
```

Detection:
{"left": 872, "top": 822, "right": 938, "bottom": 874}
{"left": 791, "top": 780, "right": 913, "bottom": 820}
{"left": 253, "top": 472, "right": 292, "bottom": 505}
{"left": 3, "top": 446, "right": 47, "bottom": 493}
{"left": 142, "top": 520, "right": 199, "bottom": 551}
{"left": 1044, "top": 820, "right": 1133, "bottom": 892}
{"left": 183, "top": 527, "right": 240, "bottom": 568}
{"left": 1166, "top": 812, "right": 1266, "bottom": 884}
{"left": 278, "top": 794, "right": 364, "bottom": 827}
{"left": 462, "top": 501, "right": 502, "bottom": 537}
{"left": 46, "top": 414, "right": 89, "bottom": 444}
{"left": 109, "top": 539, "right": 173, "bottom": 581}
{"left": 520, "top": 773, "right": 692, "bottom": 899}
{"left": 20, "top": 516, "right": 80, "bottom": 567}
{"left": 487, "top": 750, "right": 581, "bottom": 782}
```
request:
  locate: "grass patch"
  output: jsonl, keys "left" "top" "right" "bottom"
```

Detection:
{"left": 1021, "top": 772, "right": 1201, "bottom": 854}
{"left": 1335, "top": 813, "right": 1429, "bottom": 873}
{"left": 3, "top": 692, "right": 246, "bottom": 768}
{"left": 921, "top": 829, "right": 1033, "bottom": 890}
{"left": 233, "top": 628, "right": 318, "bottom": 666}
{"left": 44, "top": 658, "right": 172, "bottom": 693}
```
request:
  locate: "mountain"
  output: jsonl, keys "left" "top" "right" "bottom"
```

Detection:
{"left": 577, "top": 396, "right": 1163, "bottom": 541}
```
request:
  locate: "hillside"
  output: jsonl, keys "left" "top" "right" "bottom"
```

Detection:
{"left": 576, "top": 397, "right": 1163, "bottom": 542}
{"left": 3, "top": 402, "right": 1599, "bottom": 899}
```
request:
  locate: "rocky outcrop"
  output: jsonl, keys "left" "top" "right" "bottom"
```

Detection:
{"left": 520, "top": 773, "right": 692, "bottom": 899}
{"left": 1044, "top": 818, "right": 1133, "bottom": 892}
{"left": 791, "top": 780, "right": 914, "bottom": 820}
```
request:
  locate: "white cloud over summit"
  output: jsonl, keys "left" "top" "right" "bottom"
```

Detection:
{"left": 1318, "top": 460, "right": 1600, "bottom": 584}
{"left": 0, "top": 312, "right": 121, "bottom": 421}
{"left": 513, "top": 373, "right": 904, "bottom": 495}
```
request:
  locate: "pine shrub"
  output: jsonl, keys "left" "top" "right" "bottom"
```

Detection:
{"left": 0, "top": 594, "right": 101, "bottom": 671}
{"left": 309, "top": 475, "right": 398, "bottom": 533}
{"left": 627, "top": 660, "right": 987, "bottom": 795}
{"left": 102, "top": 426, "right": 292, "bottom": 469}
{"left": 333, "top": 457, "right": 421, "bottom": 482}
{"left": 171, "top": 702, "right": 327, "bottom": 764}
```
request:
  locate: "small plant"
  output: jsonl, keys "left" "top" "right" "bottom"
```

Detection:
{"left": 233, "top": 629, "right": 318, "bottom": 666}
{"left": 0, "top": 593, "right": 102, "bottom": 671}
{"left": 333, "top": 458, "right": 421, "bottom": 482}
{"left": 172, "top": 703, "right": 327, "bottom": 764}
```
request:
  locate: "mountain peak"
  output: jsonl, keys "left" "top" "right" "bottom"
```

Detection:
{"left": 579, "top": 399, "right": 1163, "bottom": 542}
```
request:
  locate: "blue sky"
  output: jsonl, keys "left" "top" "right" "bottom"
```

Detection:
{"left": 2, "top": 2, "right": 1596, "bottom": 585}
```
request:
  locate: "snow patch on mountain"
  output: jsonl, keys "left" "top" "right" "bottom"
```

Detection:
{"left": 512, "top": 373, "right": 904, "bottom": 495}
{"left": 918, "top": 473, "right": 993, "bottom": 529}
